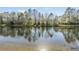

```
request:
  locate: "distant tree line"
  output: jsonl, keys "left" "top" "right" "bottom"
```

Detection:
{"left": 0, "top": 7, "right": 79, "bottom": 27}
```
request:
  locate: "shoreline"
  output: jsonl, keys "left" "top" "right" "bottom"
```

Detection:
{"left": 0, "top": 43, "right": 70, "bottom": 51}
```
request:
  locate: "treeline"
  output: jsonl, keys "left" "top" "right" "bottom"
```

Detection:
{"left": 59, "top": 7, "right": 79, "bottom": 25}
{"left": 0, "top": 7, "right": 79, "bottom": 27}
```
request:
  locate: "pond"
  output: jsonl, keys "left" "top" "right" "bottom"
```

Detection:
{"left": 0, "top": 27, "right": 79, "bottom": 51}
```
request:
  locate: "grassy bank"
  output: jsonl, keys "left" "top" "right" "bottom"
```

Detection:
{"left": 0, "top": 23, "right": 79, "bottom": 28}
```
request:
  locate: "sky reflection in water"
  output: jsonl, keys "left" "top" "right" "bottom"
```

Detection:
{"left": 0, "top": 27, "right": 79, "bottom": 50}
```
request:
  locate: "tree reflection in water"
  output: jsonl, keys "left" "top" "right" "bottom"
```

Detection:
{"left": 0, "top": 27, "right": 79, "bottom": 48}
{"left": 56, "top": 27, "right": 79, "bottom": 49}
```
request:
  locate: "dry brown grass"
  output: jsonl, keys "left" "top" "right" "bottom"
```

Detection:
{"left": 0, "top": 43, "right": 70, "bottom": 51}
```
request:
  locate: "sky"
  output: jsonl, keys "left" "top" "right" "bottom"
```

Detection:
{"left": 0, "top": 7, "right": 78, "bottom": 16}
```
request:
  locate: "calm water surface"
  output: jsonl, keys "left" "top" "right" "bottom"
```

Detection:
{"left": 0, "top": 27, "right": 79, "bottom": 50}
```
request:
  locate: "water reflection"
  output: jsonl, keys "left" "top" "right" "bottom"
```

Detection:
{"left": 0, "top": 27, "right": 79, "bottom": 49}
